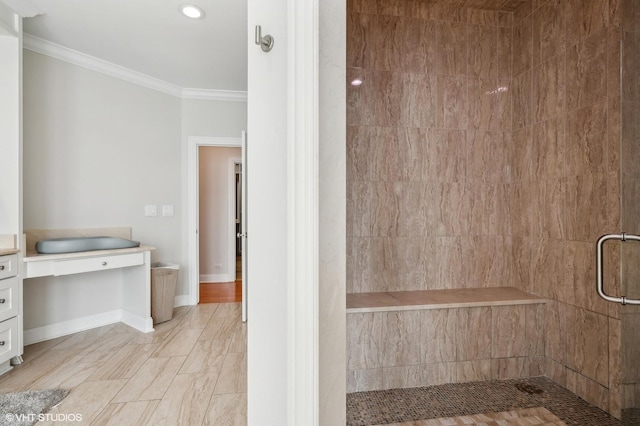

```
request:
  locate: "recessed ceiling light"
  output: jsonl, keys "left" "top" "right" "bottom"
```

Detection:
{"left": 350, "top": 78, "right": 363, "bottom": 86}
{"left": 180, "top": 4, "right": 205, "bottom": 19}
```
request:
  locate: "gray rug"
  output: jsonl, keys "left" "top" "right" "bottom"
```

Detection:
{"left": 0, "top": 389, "right": 69, "bottom": 426}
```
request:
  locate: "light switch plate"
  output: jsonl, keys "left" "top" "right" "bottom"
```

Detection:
{"left": 162, "top": 205, "right": 174, "bottom": 216}
{"left": 145, "top": 205, "right": 157, "bottom": 216}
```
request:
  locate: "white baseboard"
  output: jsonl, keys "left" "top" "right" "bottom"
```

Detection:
{"left": 199, "top": 273, "right": 234, "bottom": 283}
{"left": 24, "top": 309, "right": 153, "bottom": 345}
{"left": 174, "top": 294, "right": 191, "bottom": 307}
{"left": 121, "top": 310, "right": 154, "bottom": 333}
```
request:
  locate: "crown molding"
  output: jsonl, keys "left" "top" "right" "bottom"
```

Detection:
{"left": 0, "top": 0, "right": 43, "bottom": 18}
{"left": 23, "top": 33, "right": 248, "bottom": 102}
{"left": 182, "top": 88, "right": 247, "bottom": 102}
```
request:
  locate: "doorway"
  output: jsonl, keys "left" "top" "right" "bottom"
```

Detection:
{"left": 197, "top": 146, "right": 242, "bottom": 303}
{"left": 187, "top": 136, "right": 243, "bottom": 307}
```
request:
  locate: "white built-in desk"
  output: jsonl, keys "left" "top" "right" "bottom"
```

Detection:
{"left": 23, "top": 245, "right": 156, "bottom": 335}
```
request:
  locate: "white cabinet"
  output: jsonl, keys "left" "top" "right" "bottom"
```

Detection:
{"left": 0, "top": 254, "right": 19, "bottom": 374}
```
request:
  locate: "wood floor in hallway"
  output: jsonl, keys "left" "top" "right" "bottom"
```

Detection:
{"left": 0, "top": 303, "right": 246, "bottom": 425}
{"left": 199, "top": 256, "right": 242, "bottom": 303}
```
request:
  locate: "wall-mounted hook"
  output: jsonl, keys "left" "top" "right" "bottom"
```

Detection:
{"left": 255, "top": 25, "right": 274, "bottom": 52}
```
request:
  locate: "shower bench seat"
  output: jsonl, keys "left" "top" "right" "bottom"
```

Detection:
{"left": 346, "top": 287, "right": 547, "bottom": 393}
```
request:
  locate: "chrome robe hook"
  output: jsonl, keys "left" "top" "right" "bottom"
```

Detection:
{"left": 255, "top": 25, "right": 274, "bottom": 52}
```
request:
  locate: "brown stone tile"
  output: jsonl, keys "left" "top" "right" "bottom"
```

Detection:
{"left": 567, "top": 30, "right": 608, "bottom": 112}
{"left": 566, "top": 305, "right": 609, "bottom": 387}
{"left": 402, "top": 18, "right": 437, "bottom": 74}
{"left": 346, "top": 125, "right": 372, "bottom": 182}
{"left": 467, "top": 130, "right": 512, "bottom": 182}
{"left": 567, "top": 0, "right": 609, "bottom": 48}
{"left": 497, "top": 27, "right": 513, "bottom": 79}
{"left": 382, "top": 311, "right": 421, "bottom": 367}
{"left": 437, "top": 21, "right": 467, "bottom": 76}
{"left": 370, "top": 15, "right": 402, "bottom": 71}
{"left": 531, "top": 178, "right": 565, "bottom": 239}
{"left": 565, "top": 173, "right": 620, "bottom": 243}
{"left": 513, "top": 14, "right": 533, "bottom": 76}
{"left": 370, "top": 126, "right": 403, "bottom": 182}
{"left": 427, "top": 129, "right": 467, "bottom": 182}
{"left": 492, "top": 305, "right": 527, "bottom": 358}
{"left": 421, "top": 309, "right": 457, "bottom": 363}
{"left": 512, "top": 70, "right": 533, "bottom": 130}
{"left": 481, "top": 184, "right": 513, "bottom": 236}
{"left": 437, "top": 75, "right": 469, "bottom": 129}
{"left": 371, "top": 181, "right": 402, "bottom": 237}
{"left": 346, "top": 180, "right": 371, "bottom": 238}
{"left": 400, "top": 73, "right": 437, "bottom": 128}
{"left": 468, "top": 79, "right": 511, "bottom": 130}
{"left": 347, "top": 12, "right": 371, "bottom": 69}
{"left": 565, "top": 101, "right": 608, "bottom": 176}
{"left": 456, "top": 307, "right": 492, "bottom": 361}
{"left": 512, "top": 126, "right": 534, "bottom": 182}
{"left": 346, "top": 237, "right": 372, "bottom": 293}
{"left": 347, "top": 312, "right": 383, "bottom": 370}
{"left": 468, "top": 25, "right": 497, "bottom": 78}
{"left": 533, "top": 53, "right": 566, "bottom": 122}
{"left": 533, "top": 0, "right": 566, "bottom": 67}
{"left": 526, "top": 303, "right": 546, "bottom": 357}
{"left": 533, "top": 117, "right": 566, "bottom": 179}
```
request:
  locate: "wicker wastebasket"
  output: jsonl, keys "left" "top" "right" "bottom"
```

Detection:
{"left": 151, "top": 262, "right": 179, "bottom": 324}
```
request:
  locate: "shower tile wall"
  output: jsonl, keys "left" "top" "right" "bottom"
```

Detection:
{"left": 347, "top": 2, "right": 514, "bottom": 294}
{"left": 347, "top": 0, "right": 630, "bottom": 419}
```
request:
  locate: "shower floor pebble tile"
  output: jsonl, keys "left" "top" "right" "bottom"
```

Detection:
{"left": 347, "top": 377, "right": 630, "bottom": 426}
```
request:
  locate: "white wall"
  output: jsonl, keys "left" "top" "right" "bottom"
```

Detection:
{"left": 23, "top": 50, "right": 182, "bottom": 259}
{"left": 198, "top": 146, "right": 241, "bottom": 282}
{"left": 22, "top": 50, "right": 182, "bottom": 328}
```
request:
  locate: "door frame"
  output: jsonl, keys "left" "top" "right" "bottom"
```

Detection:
{"left": 187, "top": 135, "right": 242, "bottom": 305}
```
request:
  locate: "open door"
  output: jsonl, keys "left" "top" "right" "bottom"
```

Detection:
{"left": 241, "top": 130, "right": 248, "bottom": 322}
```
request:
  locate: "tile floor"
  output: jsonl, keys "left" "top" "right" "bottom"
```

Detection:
{"left": 0, "top": 303, "right": 246, "bottom": 425}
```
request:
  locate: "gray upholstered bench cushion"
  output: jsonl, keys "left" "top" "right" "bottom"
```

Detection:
{"left": 36, "top": 237, "right": 140, "bottom": 254}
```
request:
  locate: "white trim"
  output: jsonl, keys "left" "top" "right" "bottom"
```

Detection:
{"left": 287, "top": 0, "right": 319, "bottom": 423}
{"left": 174, "top": 294, "right": 190, "bottom": 308}
{"left": 187, "top": 136, "right": 242, "bottom": 306}
{"left": 22, "top": 33, "right": 248, "bottom": 102}
{"left": 182, "top": 88, "right": 248, "bottom": 102}
{"left": 199, "top": 273, "right": 234, "bottom": 283}
{"left": 24, "top": 309, "right": 122, "bottom": 345}
{"left": 120, "top": 310, "right": 154, "bottom": 333}
{"left": 24, "top": 309, "right": 154, "bottom": 345}
{"left": 229, "top": 157, "right": 242, "bottom": 284}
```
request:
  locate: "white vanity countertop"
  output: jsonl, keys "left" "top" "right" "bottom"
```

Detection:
{"left": 24, "top": 245, "right": 155, "bottom": 262}
{"left": 0, "top": 249, "right": 19, "bottom": 256}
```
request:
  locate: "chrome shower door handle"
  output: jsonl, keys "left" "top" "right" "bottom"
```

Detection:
{"left": 596, "top": 233, "right": 640, "bottom": 305}
{"left": 255, "top": 25, "right": 274, "bottom": 52}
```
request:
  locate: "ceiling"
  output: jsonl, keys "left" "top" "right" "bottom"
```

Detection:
{"left": 22, "top": 0, "right": 247, "bottom": 92}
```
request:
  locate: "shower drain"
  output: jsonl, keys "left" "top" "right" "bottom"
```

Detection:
{"left": 514, "top": 383, "right": 544, "bottom": 395}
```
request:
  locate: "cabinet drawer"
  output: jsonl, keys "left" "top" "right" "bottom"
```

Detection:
{"left": 0, "top": 255, "right": 18, "bottom": 280}
{"left": 0, "top": 317, "right": 18, "bottom": 363}
{"left": 53, "top": 252, "right": 144, "bottom": 276}
{"left": 0, "top": 277, "right": 18, "bottom": 323}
